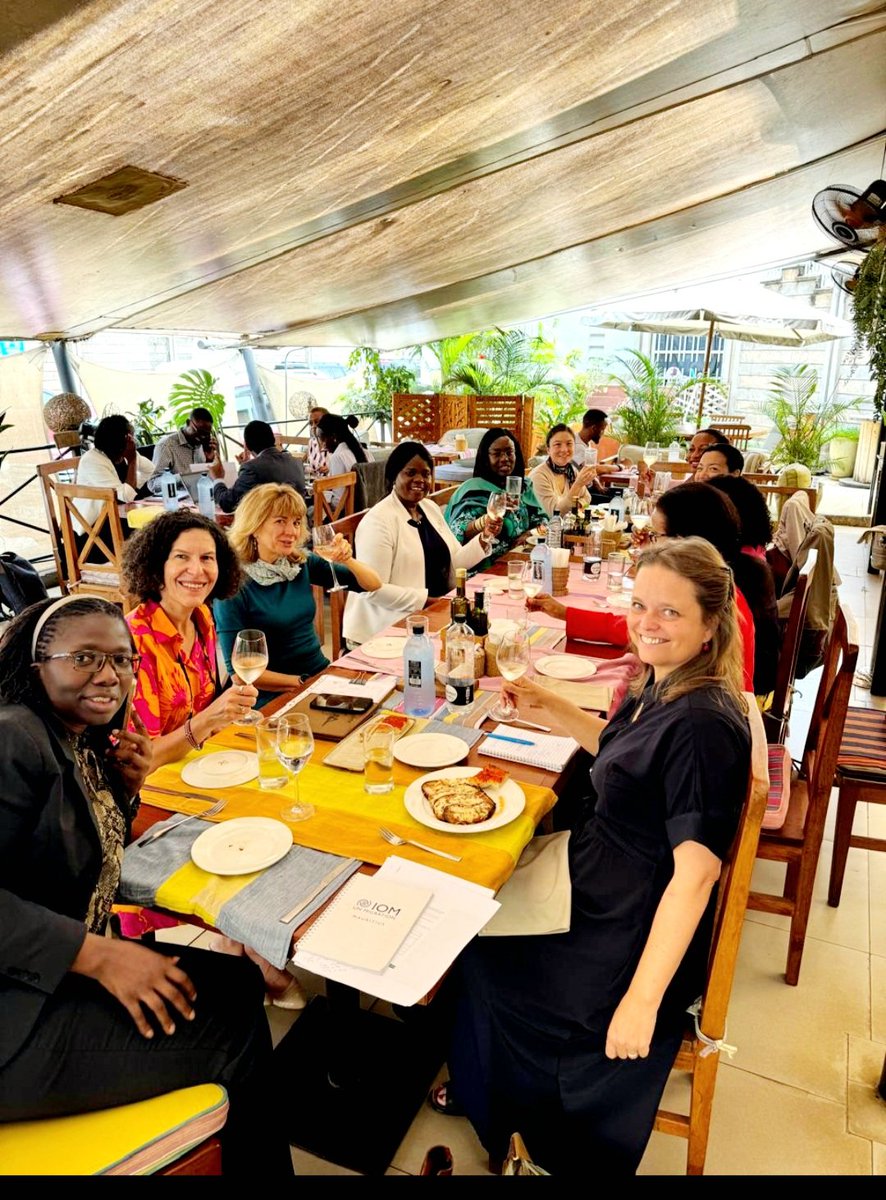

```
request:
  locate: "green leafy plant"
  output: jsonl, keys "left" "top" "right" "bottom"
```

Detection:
{"left": 413, "top": 334, "right": 483, "bottom": 390}
{"left": 342, "top": 346, "right": 418, "bottom": 431}
{"left": 607, "top": 351, "right": 700, "bottom": 446}
{"left": 130, "top": 398, "right": 167, "bottom": 447}
{"left": 167, "top": 369, "right": 227, "bottom": 454}
{"left": 441, "top": 326, "right": 569, "bottom": 400}
{"left": 852, "top": 239, "right": 886, "bottom": 418}
{"left": 763, "top": 364, "right": 857, "bottom": 469}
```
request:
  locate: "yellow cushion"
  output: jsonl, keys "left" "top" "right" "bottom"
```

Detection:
{"left": 0, "top": 1084, "right": 228, "bottom": 1176}
{"left": 777, "top": 463, "right": 812, "bottom": 489}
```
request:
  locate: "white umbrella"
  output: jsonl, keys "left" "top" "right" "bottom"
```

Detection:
{"left": 588, "top": 281, "right": 854, "bottom": 425}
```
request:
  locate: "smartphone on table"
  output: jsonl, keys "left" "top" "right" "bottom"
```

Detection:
{"left": 309, "top": 693, "right": 374, "bottom": 714}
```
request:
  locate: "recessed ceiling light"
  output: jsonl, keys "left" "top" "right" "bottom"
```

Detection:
{"left": 53, "top": 165, "right": 187, "bottom": 216}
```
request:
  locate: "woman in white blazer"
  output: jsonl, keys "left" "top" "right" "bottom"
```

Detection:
{"left": 343, "top": 442, "right": 502, "bottom": 645}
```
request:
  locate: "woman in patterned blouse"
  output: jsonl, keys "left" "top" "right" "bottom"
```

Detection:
{"left": 122, "top": 511, "right": 260, "bottom": 770}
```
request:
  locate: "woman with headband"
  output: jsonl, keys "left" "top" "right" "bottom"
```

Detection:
{"left": 0, "top": 595, "right": 292, "bottom": 1177}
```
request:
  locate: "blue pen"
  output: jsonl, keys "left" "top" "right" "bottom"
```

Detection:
{"left": 484, "top": 732, "right": 535, "bottom": 746}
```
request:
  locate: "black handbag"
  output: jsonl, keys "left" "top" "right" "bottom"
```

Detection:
{"left": 0, "top": 552, "right": 49, "bottom": 619}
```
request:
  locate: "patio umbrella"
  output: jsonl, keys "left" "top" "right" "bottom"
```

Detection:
{"left": 588, "top": 281, "right": 854, "bottom": 426}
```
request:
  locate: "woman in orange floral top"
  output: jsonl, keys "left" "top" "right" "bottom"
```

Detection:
{"left": 122, "top": 511, "right": 259, "bottom": 770}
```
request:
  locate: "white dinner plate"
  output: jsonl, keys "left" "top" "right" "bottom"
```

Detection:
{"left": 534, "top": 654, "right": 598, "bottom": 680}
{"left": 191, "top": 816, "right": 293, "bottom": 875}
{"left": 404, "top": 766, "right": 526, "bottom": 834}
{"left": 361, "top": 636, "right": 407, "bottom": 659}
{"left": 181, "top": 749, "right": 259, "bottom": 789}
{"left": 392, "top": 732, "right": 469, "bottom": 769}
{"left": 479, "top": 579, "right": 509, "bottom": 595}
{"left": 606, "top": 592, "right": 632, "bottom": 609}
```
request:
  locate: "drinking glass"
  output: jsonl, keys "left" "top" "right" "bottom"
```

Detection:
{"left": 487, "top": 491, "right": 508, "bottom": 521}
{"left": 643, "top": 442, "right": 663, "bottom": 470}
{"left": 311, "top": 525, "right": 347, "bottom": 592}
{"left": 276, "top": 713, "right": 315, "bottom": 822}
{"left": 607, "top": 552, "right": 627, "bottom": 592}
{"left": 521, "top": 561, "right": 542, "bottom": 604}
{"left": 362, "top": 722, "right": 395, "bottom": 794}
{"left": 504, "top": 476, "right": 523, "bottom": 511}
{"left": 507, "top": 559, "right": 524, "bottom": 598}
{"left": 488, "top": 628, "right": 531, "bottom": 722}
{"left": 230, "top": 629, "right": 267, "bottom": 726}
{"left": 255, "top": 718, "right": 288, "bottom": 789}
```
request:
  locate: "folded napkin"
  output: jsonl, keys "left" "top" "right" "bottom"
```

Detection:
{"left": 119, "top": 824, "right": 359, "bottom": 969}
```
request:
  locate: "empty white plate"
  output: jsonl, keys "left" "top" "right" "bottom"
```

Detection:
{"left": 534, "top": 654, "right": 598, "bottom": 680}
{"left": 361, "top": 636, "right": 407, "bottom": 659}
{"left": 606, "top": 593, "right": 632, "bottom": 609}
{"left": 181, "top": 750, "right": 259, "bottom": 789}
{"left": 191, "top": 817, "right": 292, "bottom": 875}
{"left": 392, "top": 732, "right": 469, "bottom": 769}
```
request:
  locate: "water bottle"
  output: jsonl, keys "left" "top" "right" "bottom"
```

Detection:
{"left": 547, "top": 514, "right": 562, "bottom": 549}
{"left": 160, "top": 470, "right": 179, "bottom": 512}
{"left": 197, "top": 472, "right": 215, "bottom": 519}
{"left": 609, "top": 488, "right": 625, "bottom": 526}
{"left": 668, "top": 439, "right": 681, "bottom": 462}
{"left": 443, "top": 614, "right": 476, "bottom": 715}
{"left": 530, "top": 534, "right": 553, "bottom": 595}
{"left": 403, "top": 615, "right": 436, "bottom": 718}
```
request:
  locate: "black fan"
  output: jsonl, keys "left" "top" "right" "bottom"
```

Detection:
{"left": 812, "top": 179, "right": 886, "bottom": 248}
{"left": 830, "top": 257, "right": 864, "bottom": 296}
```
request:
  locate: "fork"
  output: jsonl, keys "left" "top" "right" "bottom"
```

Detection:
{"left": 378, "top": 826, "right": 462, "bottom": 862}
{"left": 136, "top": 798, "right": 227, "bottom": 847}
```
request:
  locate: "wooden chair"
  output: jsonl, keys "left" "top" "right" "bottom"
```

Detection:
{"left": 827, "top": 707, "right": 886, "bottom": 907}
{"left": 755, "top": 484, "right": 819, "bottom": 514}
{"left": 55, "top": 481, "right": 130, "bottom": 607}
{"left": 36, "top": 459, "right": 79, "bottom": 591}
{"left": 427, "top": 484, "right": 458, "bottom": 508}
{"left": 762, "top": 550, "right": 817, "bottom": 744}
{"left": 653, "top": 697, "right": 769, "bottom": 1174}
{"left": 710, "top": 420, "right": 752, "bottom": 450}
{"left": 747, "top": 604, "right": 858, "bottom": 985}
{"left": 313, "top": 471, "right": 356, "bottom": 526}
{"left": 649, "top": 460, "right": 694, "bottom": 479}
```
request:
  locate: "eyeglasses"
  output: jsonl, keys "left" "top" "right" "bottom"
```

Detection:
{"left": 37, "top": 651, "right": 141, "bottom": 676}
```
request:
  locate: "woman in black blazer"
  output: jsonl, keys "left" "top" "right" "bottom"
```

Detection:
{"left": 0, "top": 595, "right": 292, "bottom": 1177}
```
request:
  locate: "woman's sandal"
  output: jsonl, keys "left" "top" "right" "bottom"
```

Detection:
{"left": 427, "top": 1081, "right": 465, "bottom": 1117}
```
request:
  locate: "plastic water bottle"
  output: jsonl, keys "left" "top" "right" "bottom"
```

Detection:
{"left": 160, "top": 470, "right": 179, "bottom": 512}
{"left": 668, "top": 439, "right": 681, "bottom": 462}
{"left": 530, "top": 533, "right": 553, "bottom": 595}
{"left": 403, "top": 615, "right": 436, "bottom": 718}
{"left": 443, "top": 613, "right": 476, "bottom": 715}
{"left": 197, "top": 472, "right": 215, "bottom": 519}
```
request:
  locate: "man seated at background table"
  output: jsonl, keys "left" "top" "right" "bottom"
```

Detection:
{"left": 209, "top": 419, "right": 306, "bottom": 512}
{"left": 573, "top": 408, "right": 616, "bottom": 502}
{"left": 148, "top": 406, "right": 218, "bottom": 500}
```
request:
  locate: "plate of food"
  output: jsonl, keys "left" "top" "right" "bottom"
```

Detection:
{"left": 534, "top": 654, "right": 598, "bottom": 680}
{"left": 181, "top": 749, "right": 259, "bottom": 788}
{"left": 191, "top": 816, "right": 292, "bottom": 875}
{"left": 404, "top": 765, "right": 525, "bottom": 834}
{"left": 370, "top": 712, "right": 415, "bottom": 738}
{"left": 361, "top": 636, "right": 408, "bottom": 659}
{"left": 393, "top": 732, "right": 469, "bottom": 769}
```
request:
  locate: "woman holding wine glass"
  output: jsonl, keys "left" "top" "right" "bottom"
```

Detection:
{"left": 528, "top": 424, "right": 597, "bottom": 518}
{"left": 215, "top": 484, "right": 381, "bottom": 707}
{"left": 344, "top": 442, "right": 500, "bottom": 645}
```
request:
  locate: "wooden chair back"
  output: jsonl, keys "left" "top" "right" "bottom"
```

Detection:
{"left": 711, "top": 420, "right": 752, "bottom": 450}
{"left": 744, "top": 472, "right": 779, "bottom": 485}
{"left": 313, "top": 471, "right": 356, "bottom": 526}
{"left": 653, "top": 697, "right": 769, "bottom": 1173}
{"left": 427, "top": 484, "right": 458, "bottom": 508}
{"left": 54, "top": 481, "right": 130, "bottom": 607}
{"left": 755, "top": 484, "right": 819, "bottom": 514}
{"left": 36, "top": 459, "right": 78, "bottom": 591}
{"left": 649, "top": 460, "right": 693, "bottom": 479}
{"left": 312, "top": 507, "right": 369, "bottom": 658}
{"left": 747, "top": 604, "right": 858, "bottom": 985}
{"left": 763, "top": 549, "right": 817, "bottom": 743}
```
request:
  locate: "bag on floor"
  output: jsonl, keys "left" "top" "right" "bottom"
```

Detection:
{"left": 0, "top": 552, "right": 49, "bottom": 619}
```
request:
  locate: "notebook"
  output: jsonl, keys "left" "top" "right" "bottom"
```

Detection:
{"left": 478, "top": 724, "right": 580, "bottom": 772}
{"left": 295, "top": 873, "right": 433, "bottom": 973}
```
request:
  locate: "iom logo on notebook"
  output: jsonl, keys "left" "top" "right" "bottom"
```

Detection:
{"left": 356, "top": 897, "right": 400, "bottom": 918}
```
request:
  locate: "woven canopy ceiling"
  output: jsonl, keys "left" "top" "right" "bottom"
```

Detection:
{"left": 1, "top": 0, "right": 884, "bottom": 349}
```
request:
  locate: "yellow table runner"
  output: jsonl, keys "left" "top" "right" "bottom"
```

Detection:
{"left": 141, "top": 726, "right": 557, "bottom": 892}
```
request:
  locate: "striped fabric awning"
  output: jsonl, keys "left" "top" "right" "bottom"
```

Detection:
{"left": 838, "top": 706, "right": 886, "bottom": 777}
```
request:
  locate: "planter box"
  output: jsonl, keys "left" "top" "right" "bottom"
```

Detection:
{"left": 854, "top": 419, "right": 882, "bottom": 485}
{"left": 829, "top": 436, "right": 859, "bottom": 479}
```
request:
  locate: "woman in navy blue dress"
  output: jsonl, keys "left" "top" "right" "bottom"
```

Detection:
{"left": 448, "top": 537, "right": 751, "bottom": 1174}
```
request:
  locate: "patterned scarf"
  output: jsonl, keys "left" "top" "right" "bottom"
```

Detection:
{"left": 243, "top": 557, "right": 302, "bottom": 586}
{"left": 546, "top": 457, "right": 576, "bottom": 485}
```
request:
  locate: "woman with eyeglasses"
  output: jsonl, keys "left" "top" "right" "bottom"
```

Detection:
{"left": 0, "top": 595, "right": 292, "bottom": 1177}
{"left": 215, "top": 483, "right": 380, "bottom": 704}
{"left": 122, "top": 510, "right": 260, "bottom": 770}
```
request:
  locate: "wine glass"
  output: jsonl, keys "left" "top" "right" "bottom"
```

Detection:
{"left": 276, "top": 713, "right": 315, "bottom": 822}
{"left": 643, "top": 442, "right": 663, "bottom": 470}
{"left": 521, "top": 561, "right": 542, "bottom": 609}
{"left": 230, "top": 629, "right": 267, "bottom": 726}
{"left": 488, "top": 628, "right": 532, "bottom": 722}
{"left": 487, "top": 491, "right": 508, "bottom": 521}
{"left": 311, "top": 525, "right": 347, "bottom": 592}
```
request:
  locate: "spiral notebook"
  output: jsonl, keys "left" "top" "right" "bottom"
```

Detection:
{"left": 295, "top": 873, "right": 433, "bottom": 973}
{"left": 478, "top": 724, "right": 580, "bottom": 773}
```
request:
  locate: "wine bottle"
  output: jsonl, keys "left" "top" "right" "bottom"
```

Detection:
{"left": 451, "top": 566, "right": 470, "bottom": 622}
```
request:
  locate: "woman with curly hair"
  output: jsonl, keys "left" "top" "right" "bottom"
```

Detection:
{"left": 122, "top": 510, "right": 259, "bottom": 771}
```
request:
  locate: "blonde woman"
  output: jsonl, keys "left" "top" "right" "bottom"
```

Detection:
{"left": 213, "top": 483, "right": 380, "bottom": 705}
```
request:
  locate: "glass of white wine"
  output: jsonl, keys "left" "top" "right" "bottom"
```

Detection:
{"left": 521, "top": 561, "right": 542, "bottom": 609}
{"left": 488, "top": 628, "right": 532, "bottom": 722}
{"left": 643, "top": 442, "right": 663, "bottom": 470}
{"left": 276, "top": 713, "right": 315, "bottom": 822}
{"left": 487, "top": 491, "right": 508, "bottom": 521}
{"left": 230, "top": 629, "right": 267, "bottom": 726}
{"left": 311, "top": 525, "right": 347, "bottom": 592}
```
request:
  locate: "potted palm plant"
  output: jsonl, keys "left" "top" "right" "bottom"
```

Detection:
{"left": 167, "top": 369, "right": 228, "bottom": 456}
{"left": 763, "top": 364, "right": 856, "bottom": 470}
{"left": 607, "top": 351, "right": 705, "bottom": 447}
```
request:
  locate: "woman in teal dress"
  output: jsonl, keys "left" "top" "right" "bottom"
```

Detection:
{"left": 214, "top": 484, "right": 380, "bottom": 707}
{"left": 445, "top": 427, "right": 547, "bottom": 573}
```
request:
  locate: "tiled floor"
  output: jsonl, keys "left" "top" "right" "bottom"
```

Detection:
{"left": 167, "top": 525, "right": 886, "bottom": 1175}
